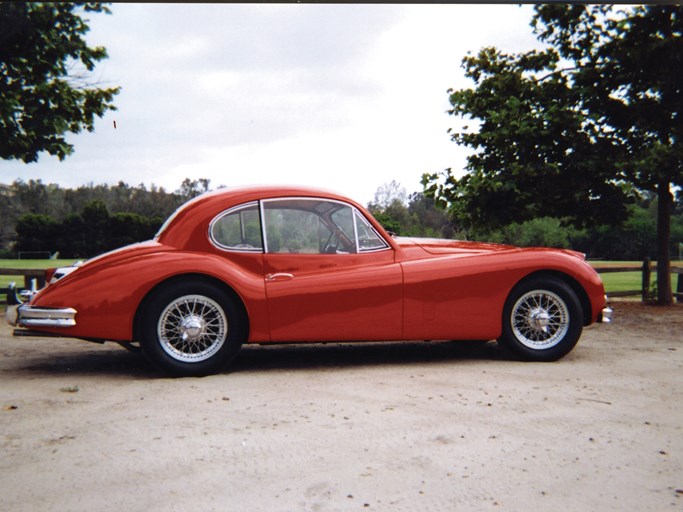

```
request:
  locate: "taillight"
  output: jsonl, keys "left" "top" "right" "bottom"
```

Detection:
{"left": 45, "top": 268, "right": 57, "bottom": 283}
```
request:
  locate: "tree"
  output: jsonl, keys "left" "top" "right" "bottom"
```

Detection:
{"left": 369, "top": 180, "right": 408, "bottom": 211}
{"left": 15, "top": 213, "right": 58, "bottom": 255}
{"left": 406, "top": 192, "right": 459, "bottom": 239}
{"left": 423, "top": 5, "right": 682, "bottom": 304}
{"left": 487, "top": 217, "right": 581, "bottom": 251}
{"left": 108, "top": 212, "right": 162, "bottom": 251}
{"left": 367, "top": 184, "right": 456, "bottom": 238}
{"left": 367, "top": 181, "right": 409, "bottom": 235}
{"left": 1, "top": 178, "right": 190, "bottom": 256}
{"left": 177, "top": 178, "right": 211, "bottom": 200}
{"left": 0, "top": 2, "right": 119, "bottom": 162}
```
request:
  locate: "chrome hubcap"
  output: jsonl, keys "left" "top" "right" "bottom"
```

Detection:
{"left": 180, "top": 316, "right": 205, "bottom": 341}
{"left": 511, "top": 290, "right": 569, "bottom": 349}
{"left": 157, "top": 295, "right": 227, "bottom": 363}
{"left": 529, "top": 308, "right": 551, "bottom": 331}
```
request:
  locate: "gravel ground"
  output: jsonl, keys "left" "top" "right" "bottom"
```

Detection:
{"left": 1, "top": 301, "right": 682, "bottom": 512}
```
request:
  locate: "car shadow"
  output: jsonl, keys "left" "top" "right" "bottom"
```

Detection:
{"left": 230, "top": 339, "right": 510, "bottom": 373}
{"left": 11, "top": 339, "right": 511, "bottom": 378}
{"left": 14, "top": 347, "right": 152, "bottom": 378}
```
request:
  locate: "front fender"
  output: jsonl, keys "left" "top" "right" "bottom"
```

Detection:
{"left": 401, "top": 248, "right": 606, "bottom": 340}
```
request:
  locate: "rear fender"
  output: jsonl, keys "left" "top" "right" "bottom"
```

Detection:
{"left": 24, "top": 252, "right": 268, "bottom": 342}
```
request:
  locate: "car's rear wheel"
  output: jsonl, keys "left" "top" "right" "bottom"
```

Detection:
{"left": 498, "top": 277, "right": 583, "bottom": 361}
{"left": 139, "top": 280, "right": 244, "bottom": 376}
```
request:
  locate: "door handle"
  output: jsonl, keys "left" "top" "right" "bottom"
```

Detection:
{"left": 265, "top": 273, "right": 294, "bottom": 282}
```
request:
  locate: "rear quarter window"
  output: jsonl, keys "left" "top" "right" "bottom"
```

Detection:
{"left": 210, "top": 202, "right": 263, "bottom": 251}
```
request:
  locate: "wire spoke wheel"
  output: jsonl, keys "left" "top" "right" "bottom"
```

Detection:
{"left": 511, "top": 290, "right": 569, "bottom": 349}
{"left": 499, "top": 277, "right": 583, "bottom": 361}
{"left": 157, "top": 294, "right": 228, "bottom": 363}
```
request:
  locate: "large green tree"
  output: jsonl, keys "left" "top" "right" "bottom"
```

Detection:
{"left": 0, "top": 2, "right": 119, "bottom": 162}
{"left": 423, "top": 5, "right": 682, "bottom": 304}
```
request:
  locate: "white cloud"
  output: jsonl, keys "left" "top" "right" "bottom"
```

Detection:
{"left": 1, "top": 3, "right": 540, "bottom": 204}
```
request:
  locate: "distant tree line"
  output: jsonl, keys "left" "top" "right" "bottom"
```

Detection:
{"left": 4, "top": 177, "right": 681, "bottom": 261}
{"left": 484, "top": 197, "right": 683, "bottom": 261}
{"left": 1, "top": 178, "right": 211, "bottom": 258}
{"left": 369, "top": 182, "right": 683, "bottom": 261}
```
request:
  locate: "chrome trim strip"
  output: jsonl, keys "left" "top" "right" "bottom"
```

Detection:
{"left": 352, "top": 208, "right": 360, "bottom": 248}
{"left": 353, "top": 208, "right": 390, "bottom": 252}
{"left": 17, "top": 306, "right": 77, "bottom": 328}
{"left": 260, "top": 199, "right": 269, "bottom": 254}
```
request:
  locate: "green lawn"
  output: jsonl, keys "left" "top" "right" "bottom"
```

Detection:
{"left": 0, "top": 259, "right": 79, "bottom": 290}
{"left": 591, "top": 260, "right": 682, "bottom": 295}
{"left": 599, "top": 271, "right": 644, "bottom": 293}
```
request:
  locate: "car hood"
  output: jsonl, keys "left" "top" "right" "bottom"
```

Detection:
{"left": 394, "top": 237, "right": 516, "bottom": 255}
{"left": 394, "top": 237, "right": 587, "bottom": 262}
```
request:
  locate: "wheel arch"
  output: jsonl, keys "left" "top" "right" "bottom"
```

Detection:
{"left": 133, "top": 273, "right": 250, "bottom": 342}
{"left": 512, "top": 270, "right": 593, "bottom": 326}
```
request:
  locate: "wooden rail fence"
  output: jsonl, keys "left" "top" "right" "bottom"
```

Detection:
{"left": 593, "top": 258, "right": 683, "bottom": 302}
{"left": 0, "top": 268, "right": 47, "bottom": 291}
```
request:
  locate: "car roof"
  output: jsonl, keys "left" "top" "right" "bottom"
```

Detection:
{"left": 197, "top": 184, "right": 351, "bottom": 202}
{"left": 155, "top": 184, "right": 387, "bottom": 249}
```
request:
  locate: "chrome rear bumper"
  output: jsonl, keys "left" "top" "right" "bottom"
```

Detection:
{"left": 5, "top": 282, "right": 77, "bottom": 328}
{"left": 6, "top": 304, "right": 77, "bottom": 328}
{"left": 19, "top": 305, "right": 77, "bottom": 327}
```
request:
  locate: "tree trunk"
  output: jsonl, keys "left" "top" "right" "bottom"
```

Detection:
{"left": 656, "top": 179, "right": 673, "bottom": 305}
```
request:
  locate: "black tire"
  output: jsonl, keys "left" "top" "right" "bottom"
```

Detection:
{"left": 498, "top": 277, "right": 583, "bottom": 362}
{"left": 139, "top": 280, "right": 245, "bottom": 376}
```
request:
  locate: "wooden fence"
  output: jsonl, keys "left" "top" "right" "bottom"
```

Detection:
{"left": 593, "top": 258, "right": 683, "bottom": 302}
{"left": 0, "top": 268, "right": 47, "bottom": 291}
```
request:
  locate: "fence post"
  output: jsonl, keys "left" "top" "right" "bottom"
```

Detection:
{"left": 22, "top": 272, "right": 46, "bottom": 291}
{"left": 642, "top": 257, "right": 651, "bottom": 302}
{"left": 677, "top": 272, "right": 682, "bottom": 304}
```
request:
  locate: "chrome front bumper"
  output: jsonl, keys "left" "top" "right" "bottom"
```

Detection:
{"left": 600, "top": 294, "right": 613, "bottom": 323}
{"left": 601, "top": 306, "right": 613, "bottom": 323}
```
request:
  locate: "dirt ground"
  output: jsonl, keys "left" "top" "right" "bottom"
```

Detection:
{"left": 1, "top": 301, "right": 681, "bottom": 512}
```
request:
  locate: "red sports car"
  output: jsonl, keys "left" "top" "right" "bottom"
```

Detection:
{"left": 6, "top": 186, "right": 611, "bottom": 376}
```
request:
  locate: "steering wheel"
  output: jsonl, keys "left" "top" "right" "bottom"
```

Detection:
{"left": 322, "top": 231, "right": 340, "bottom": 254}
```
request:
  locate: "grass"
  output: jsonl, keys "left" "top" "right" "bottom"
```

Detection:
{"left": 590, "top": 260, "right": 682, "bottom": 295}
{"left": 599, "top": 271, "right": 644, "bottom": 293}
{"left": 0, "top": 259, "right": 79, "bottom": 269}
{"left": 0, "top": 259, "right": 79, "bottom": 290}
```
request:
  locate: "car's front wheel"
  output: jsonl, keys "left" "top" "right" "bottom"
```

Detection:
{"left": 139, "top": 280, "right": 245, "bottom": 376}
{"left": 498, "top": 277, "right": 583, "bottom": 361}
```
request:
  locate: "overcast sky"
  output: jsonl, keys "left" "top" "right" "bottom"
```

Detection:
{"left": 1, "top": 3, "right": 540, "bottom": 205}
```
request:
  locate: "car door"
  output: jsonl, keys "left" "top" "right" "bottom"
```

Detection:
{"left": 261, "top": 197, "right": 403, "bottom": 342}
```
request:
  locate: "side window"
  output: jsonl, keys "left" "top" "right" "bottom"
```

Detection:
{"left": 262, "top": 199, "right": 358, "bottom": 254}
{"left": 355, "top": 211, "right": 389, "bottom": 251}
{"left": 210, "top": 202, "right": 263, "bottom": 251}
